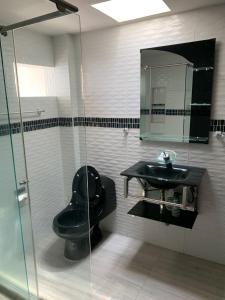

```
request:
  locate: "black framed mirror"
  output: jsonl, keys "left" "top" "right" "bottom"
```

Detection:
{"left": 140, "top": 38, "right": 216, "bottom": 144}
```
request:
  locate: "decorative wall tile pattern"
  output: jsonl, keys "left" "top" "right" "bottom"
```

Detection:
{"left": 74, "top": 117, "right": 140, "bottom": 128}
{"left": 141, "top": 109, "right": 192, "bottom": 115}
{"left": 58, "top": 117, "right": 73, "bottom": 127}
{"left": 0, "top": 117, "right": 225, "bottom": 136}
{"left": 81, "top": 4, "right": 225, "bottom": 265}
{"left": 210, "top": 119, "right": 225, "bottom": 132}
{"left": 0, "top": 118, "right": 59, "bottom": 136}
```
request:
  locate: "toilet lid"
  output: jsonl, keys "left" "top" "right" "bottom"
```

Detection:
{"left": 72, "top": 166, "right": 102, "bottom": 206}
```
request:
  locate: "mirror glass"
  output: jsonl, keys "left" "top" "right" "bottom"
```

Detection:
{"left": 140, "top": 39, "right": 216, "bottom": 143}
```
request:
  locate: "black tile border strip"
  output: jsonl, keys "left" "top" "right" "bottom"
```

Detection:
{"left": 59, "top": 117, "right": 73, "bottom": 127}
{"left": 73, "top": 117, "right": 139, "bottom": 128}
{"left": 141, "top": 109, "right": 209, "bottom": 116}
{"left": 0, "top": 118, "right": 59, "bottom": 136}
{"left": 23, "top": 118, "right": 59, "bottom": 133}
{"left": 210, "top": 119, "right": 225, "bottom": 132}
{"left": 142, "top": 109, "right": 191, "bottom": 115}
{"left": 0, "top": 117, "right": 224, "bottom": 136}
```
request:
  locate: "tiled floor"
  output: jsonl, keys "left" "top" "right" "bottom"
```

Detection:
{"left": 35, "top": 233, "right": 92, "bottom": 300}
{"left": 35, "top": 231, "right": 225, "bottom": 300}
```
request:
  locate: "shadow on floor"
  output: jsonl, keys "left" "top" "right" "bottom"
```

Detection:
{"left": 39, "top": 230, "right": 112, "bottom": 272}
{"left": 40, "top": 238, "right": 88, "bottom": 271}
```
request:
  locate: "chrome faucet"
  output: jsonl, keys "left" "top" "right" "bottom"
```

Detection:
{"left": 158, "top": 150, "right": 176, "bottom": 169}
{"left": 162, "top": 151, "right": 172, "bottom": 169}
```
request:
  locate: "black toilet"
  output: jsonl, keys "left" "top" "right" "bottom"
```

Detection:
{"left": 53, "top": 166, "right": 116, "bottom": 260}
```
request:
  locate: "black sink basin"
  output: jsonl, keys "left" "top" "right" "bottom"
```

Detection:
{"left": 121, "top": 161, "right": 193, "bottom": 189}
{"left": 136, "top": 164, "right": 189, "bottom": 189}
{"left": 139, "top": 164, "right": 188, "bottom": 180}
{"left": 121, "top": 161, "right": 206, "bottom": 190}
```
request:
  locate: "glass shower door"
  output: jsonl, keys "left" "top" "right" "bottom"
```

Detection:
{"left": 2, "top": 11, "right": 91, "bottom": 300}
{"left": 0, "top": 35, "right": 38, "bottom": 299}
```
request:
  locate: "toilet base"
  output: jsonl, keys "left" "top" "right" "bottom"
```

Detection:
{"left": 64, "top": 224, "right": 103, "bottom": 260}
{"left": 91, "top": 224, "right": 102, "bottom": 249}
{"left": 64, "top": 238, "right": 90, "bottom": 260}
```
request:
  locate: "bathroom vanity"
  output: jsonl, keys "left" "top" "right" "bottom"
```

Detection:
{"left": 121, "top": 161, "right": 206, "bottom": 229}
{"left": 131, "top": 37, "right": 215, "bottom": 228}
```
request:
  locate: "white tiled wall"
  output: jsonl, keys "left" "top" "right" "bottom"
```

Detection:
{"left": 0, "top": 29, "right": 65, "bottom": 296}
{"left": 53, "top": 33, "right": 86, "bottom": 201}
{"left": 81, "top": 4, "right": 225, "bottom": 265}
{"left": 0, "top": 58, "right": 32, "bottom": 296}
{"left": 24, "top": 128, "right": 65, "bottom": 240}
{"left": 0, "top": 29, "right": 67, "bottom": 244}
{"left": 1, "top": 27, "right": 86, "bottom": 241}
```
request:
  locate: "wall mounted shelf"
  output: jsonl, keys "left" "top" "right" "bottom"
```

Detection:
{"left": 128, "top": 200, "right": 198, "bottom": 229}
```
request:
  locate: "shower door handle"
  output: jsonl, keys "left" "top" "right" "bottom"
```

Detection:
{"left": 19, "top": 179, "right": 28, "bottom": 186}
{"left": 18, "top": 192, "right": 28, "bottom": 207}
{"left": 18, "top": 179, "right": 29, "bottom": 207}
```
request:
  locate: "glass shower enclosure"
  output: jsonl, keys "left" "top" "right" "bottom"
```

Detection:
{"left": 0, "top": 2, "right": 91, "bottom": 299}
{"left": 0, "top": 35, "right": 38, "bottom": 299}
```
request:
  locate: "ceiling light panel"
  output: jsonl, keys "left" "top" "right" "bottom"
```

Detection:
{"left": 91, "top": 0, "right": 171, "bottom": 22}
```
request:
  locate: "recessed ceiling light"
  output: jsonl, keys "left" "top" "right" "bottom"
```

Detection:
{"left": 91, "top": 0, "right": 171, "bottom": 22}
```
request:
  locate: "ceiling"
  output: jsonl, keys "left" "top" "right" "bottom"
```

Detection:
{"left": 0, "top": 0, "right": 225, "bottom": 35}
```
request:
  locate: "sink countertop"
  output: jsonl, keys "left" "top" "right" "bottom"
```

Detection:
{"left": 120, "top": 161, "right": 206, "bottom": 187}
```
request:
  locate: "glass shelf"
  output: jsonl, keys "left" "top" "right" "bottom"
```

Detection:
{"left": 139, "top": 133, "right": 208, "bottom": 143}
{"left": 193, "top": 66, "right": 214, "bottom": 72}
{"left": 128, "top": 200, "right": 198, "bottom": 229}
{"left": 189, "top": 103, "right": 211, "bottom": 106}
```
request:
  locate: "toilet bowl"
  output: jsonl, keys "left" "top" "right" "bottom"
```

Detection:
{"left": 53, "top": 166, "right": 116, "bottom": 260}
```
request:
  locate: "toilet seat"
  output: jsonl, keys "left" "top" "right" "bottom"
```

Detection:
{"left": 72, "top": 166, "right": 102, "bottom": 207}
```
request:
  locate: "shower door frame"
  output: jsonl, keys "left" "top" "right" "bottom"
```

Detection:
{"left": 0, "top": 2, "right": 91, "bottom": 298}
{"left": 0, "top": 35, "right": 39, "bottom": 300}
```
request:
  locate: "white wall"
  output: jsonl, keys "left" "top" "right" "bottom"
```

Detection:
{"left": 53, "top": 34, "right": 86, "bottom": 203}
{"left": 0, "top": 29, "right": 66, "bottom": 244}
{"left": 1, "top": 28, "right": 86, "bottom": 240}
{"left": 81, "top": 4, "right": 225, "bottom": 265}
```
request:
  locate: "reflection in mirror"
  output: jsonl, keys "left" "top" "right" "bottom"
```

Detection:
{"left": 140, "top": 39, "right": 216, "bottom": 144}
